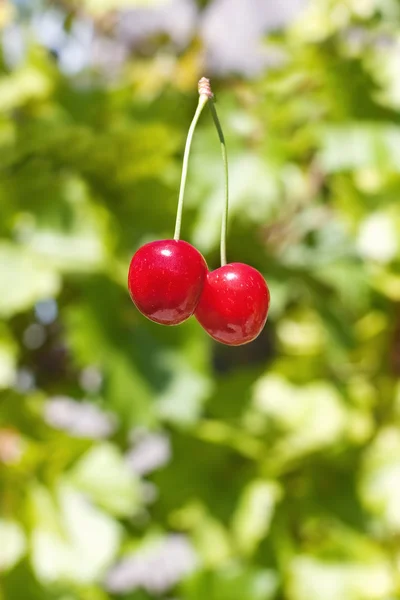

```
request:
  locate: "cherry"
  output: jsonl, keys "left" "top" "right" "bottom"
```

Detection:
{"left": 195, "top": 263, "right": 270, "bottom": 346}
{"left": 128, "top": 239, "right": 207, "bottom": 325}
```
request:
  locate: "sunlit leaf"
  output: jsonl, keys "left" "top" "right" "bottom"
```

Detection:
{"left": 68, "top": 443, "right": 142, "bottom": 517}
{"left": 0, "top": 67, "right": 53, "bottom": 113}
{"left": 30, "top": 483, "right": 121, "bottom": 585}
{"left": 359, "top": 427, "right": 400, "bottom": 534}
{"left": 232, "top": 480, "right": 282, "bottom": 556}
{"left": 184, "top": 564, "right": 279, "bottom": 600}
{"left": 0, "top": 243, "right": 60, "bottom": 317}
{"left": 319, "top": 124, "right": 400, "bottom": 173}
{"left": 0, "top": 520, "right": 26, "bottom": 572}
{"left": 288, "top": 556, "right": 394, "bottom": 600}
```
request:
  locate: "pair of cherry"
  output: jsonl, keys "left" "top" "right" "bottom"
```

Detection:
{"left": 128, "top": 239, "right": 270, "bottom": 346}
{"left": 127, "top": 78, "right": 270, "bottom": 346}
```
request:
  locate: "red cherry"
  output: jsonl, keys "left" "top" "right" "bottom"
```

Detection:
{"left": 128, "top": 239, "right": 207, "bottom": 325}
{"left": 195, "top": 263, "right": 270, "bottom": 346}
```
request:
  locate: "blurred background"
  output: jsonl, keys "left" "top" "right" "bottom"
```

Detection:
{"left": 1, "top": 0, "right": 400, "bottom": 598}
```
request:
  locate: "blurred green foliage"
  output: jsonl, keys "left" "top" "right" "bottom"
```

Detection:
{"left": 1, "top": 1, "right": 400, "bottom": 599}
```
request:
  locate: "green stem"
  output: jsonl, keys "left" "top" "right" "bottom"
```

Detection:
{"left": 174, "top": 94, "right": 208, "bottom": 241}
{"left": 208, "top": 99, "right": 229, "bottom": 267}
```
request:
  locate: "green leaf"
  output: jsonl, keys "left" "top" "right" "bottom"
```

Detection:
{"left": 319, "top": 124, "right": 400, "bottom": 173}
{"left": 0, "top": 520, "right": 26, "bottom": 572}
{"left": 68, "top": 443, "right": 142, "bottom": 517}
{"left": 184, "top": 564, "right": 279, "bottom": 600}
{"left": 0, "top": 66, "right": 53, "bottom": 113}
{"left": 156, "top": 355, "right": 212, "bottom": 426}
{"left": 252, "top": 375, "right": 348, "bottom": 463}
{"left": 0, "top": 243, "right": 60, "bottom": 317}
{"left": 232, "top": 480, "right": 282, "bottom": 557}
{"left": 288, "top": 556, "right": 395, "bottom": 600}
{"left": 30, "top": 482, "right": 121, "bottom": 585}
{"left": 359, "top": 427, "right": 400, "bottom": 534}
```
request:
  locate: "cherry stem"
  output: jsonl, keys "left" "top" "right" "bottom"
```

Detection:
{"left": 174, "top": 77, "right": 229, "bottom": 267}
{"left": 174, "top": 93, "right": 208, "bottom": 241}
{"left": 208, "top": 99, "right": 229, "bottom": 266}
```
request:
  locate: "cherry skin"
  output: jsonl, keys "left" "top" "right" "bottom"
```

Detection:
{"left": 195, "top": 263, "right": 270, "bottom": 346}
{"left": 128, "top": 239, "right": 207, "bottom": 325}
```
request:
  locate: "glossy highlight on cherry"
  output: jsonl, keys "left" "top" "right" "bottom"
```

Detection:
{"left": 195, "top": 263, "right": 270, "bottom": 346}
{"left": 128, "top": 240, "right": 207, "bottom": 325}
